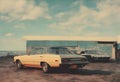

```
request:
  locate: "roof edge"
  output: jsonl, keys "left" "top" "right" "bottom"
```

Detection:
{"left": 23, "top": 36, "right": 117, "bottom": 42}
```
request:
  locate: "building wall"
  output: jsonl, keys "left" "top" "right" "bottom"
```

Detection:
{"left": 78, "top": 41, "right": 112, "bottom": 57}
{"left": 117, "top": 44, "right": 120, "bottom": 49}
{"left": 117, "top": 44, "right": 120, "bottom": 60}
{"left": 27, "top": 40, "right": 78, "bottom": 47}
{"left": 27, "top": 40, "right": 114, "bottom": 59}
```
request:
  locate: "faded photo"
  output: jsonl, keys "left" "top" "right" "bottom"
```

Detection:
{"left": 0, "top": 0, "right": 120, "bottom": 82}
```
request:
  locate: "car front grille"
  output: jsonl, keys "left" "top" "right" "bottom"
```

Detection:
{"left": 62, "top": 58, "right": 87, "bottom": 63}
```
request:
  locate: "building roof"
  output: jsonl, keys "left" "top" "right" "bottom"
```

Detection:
{"left": 23, "top": 36, "right": 117, "bottom": 42}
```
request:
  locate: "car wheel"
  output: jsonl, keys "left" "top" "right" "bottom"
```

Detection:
{"left": 42, "top": 63, "right": 51, "bottom": 73}
{"left": 16, "top": 61, "right": 23, "bottom": 69}
{"left": 86, "top": 56, "right": 92, "bottom": 61}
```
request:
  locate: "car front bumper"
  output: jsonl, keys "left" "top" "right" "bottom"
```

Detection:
{"left": 60, "top": 61, "right": 89, "bottom": 69}
{"left": 91, "top": 57, "right": 110, "bottom": 61}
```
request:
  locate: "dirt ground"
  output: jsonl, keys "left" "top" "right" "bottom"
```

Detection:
{"left": 0, "top": 57, "right": 120, "bottom": 82}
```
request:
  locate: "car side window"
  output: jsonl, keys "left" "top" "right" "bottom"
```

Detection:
{"left": 39, "top": 48, "right": 46, "bottom": 54}
{"left": 31, "top": 48, "right": 46, "bottom": 55}
{"left": 48, "top": 48, "right": 59, "bottom": 54}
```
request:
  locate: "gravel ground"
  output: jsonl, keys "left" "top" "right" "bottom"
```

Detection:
{"left": 0, "top": 57, "right": 120, "bottom": 82}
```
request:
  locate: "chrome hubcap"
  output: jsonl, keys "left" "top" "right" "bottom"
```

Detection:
{"left": 17, "top": 63, "right": 21, "bottom": 68}
{"left": 43, "top": 63, "right": 48, "bottom": 72}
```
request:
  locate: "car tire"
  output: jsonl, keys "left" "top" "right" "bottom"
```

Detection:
{"left": 16, "top": 61, "right": 23, "bottom": 69}
{"left": 85, "top": 56, "right": 92, "bottom": 61}
{"left": 42, "top": 63, "right": 51, "bottom": 73}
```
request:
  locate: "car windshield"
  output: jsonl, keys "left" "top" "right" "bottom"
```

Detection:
{"left": 47, "top": 47, "right": 74, "bottom": 55}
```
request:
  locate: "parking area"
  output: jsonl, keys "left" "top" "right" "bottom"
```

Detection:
{"left": 0, "top": 57, "right": 120, "bottom": 82}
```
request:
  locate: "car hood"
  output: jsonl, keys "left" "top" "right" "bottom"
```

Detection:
{"left": 82, "top": 54, "right": 110, "bottom": 57}
{"left": 60, "top": 54, "right": 86, "bottom": 59}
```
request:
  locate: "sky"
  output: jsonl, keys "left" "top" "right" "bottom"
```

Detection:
{"left": 0, "top": 0, "right": 120, "bottom": 51}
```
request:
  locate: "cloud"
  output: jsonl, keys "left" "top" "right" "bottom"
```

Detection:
{"left": 5, "top": 33, "right": 14, "bottom": 37}
{"left": 49, "top": 0, "right": 120, "bottom": 36}
{"left": 0, "top": 0, "right": 51, "bottom": 21}
{"left": 14, "top": 23, "right": 27, "bottom": 29}
{"left": 55, "top": 12, "right": 65, "bottom": 18}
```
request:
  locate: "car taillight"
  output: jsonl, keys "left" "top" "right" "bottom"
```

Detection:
{"left": 55, "top": 60, "right": 59, "bottom": 62}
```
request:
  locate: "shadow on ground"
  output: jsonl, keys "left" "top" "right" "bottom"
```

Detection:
{"left": 16, "top": 67, "right": 113, "bottom": 75}
{"left": 68, "top": 69, "right": 113, "bottom": 75}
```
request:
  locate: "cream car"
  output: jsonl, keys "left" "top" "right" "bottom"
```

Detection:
{"left": 14, "top": 47, "right": 88, "bottom": 73}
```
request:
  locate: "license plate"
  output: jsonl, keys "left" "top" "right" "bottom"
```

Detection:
{"left": 70, "top": 65, "right": 77, "bottom": 69}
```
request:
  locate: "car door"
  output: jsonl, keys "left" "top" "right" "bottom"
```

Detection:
{"left": 25, "top": 48, "right": 45, "bottom": 68}
{"left": 19, "top": 55, "right": 31, "bottom": 65}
